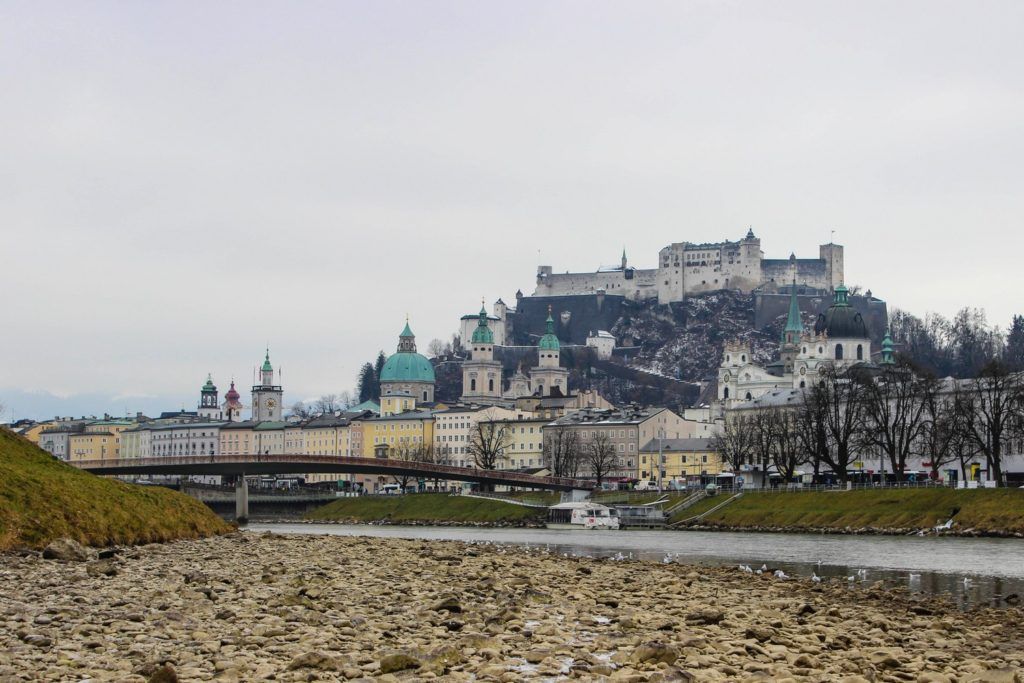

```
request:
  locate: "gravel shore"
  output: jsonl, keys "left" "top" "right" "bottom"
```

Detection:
{"left": 1, "top": 532, "right": 1022, "bottom": 681}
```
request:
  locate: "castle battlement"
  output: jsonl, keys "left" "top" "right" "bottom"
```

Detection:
{"left": 533, "top": 230, "right": 843, "bottom": 303}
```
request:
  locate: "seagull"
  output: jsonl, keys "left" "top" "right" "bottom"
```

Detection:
{"left": 963, "top": 577, "right": 973, "bottom": 587}
{"left": 857, "top": 569, "right": 868, "bottom": 578}
{"left": 662, "top": 553, "right": 673, "bottom": 564}
{"left": 847, "top": 575, "right": 856, "bottom": 582}
{"left": 811, "top": 573, "right": 822, "bottom": 583}
{"left": 760, "top": 563, "right": 768, "bottom": 572}
{"left": 774, "top": 569, "right": 789, "bottom": 580}
{"left": 738, "top": 564, "right": 753, "bottom": 574}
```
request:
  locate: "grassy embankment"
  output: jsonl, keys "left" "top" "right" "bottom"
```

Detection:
{"left": 305, "top": 493, "right": 547, "bottom": 525}
{"left": 0, "top": 429, "right": 232, "bottom": 550}
{"left": 671, "top": 488, "right": 1024, "bottom": 534}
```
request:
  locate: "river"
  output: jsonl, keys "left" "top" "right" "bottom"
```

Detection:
{"left": 248, "top": 523, "right": 1024, "bottom": 610}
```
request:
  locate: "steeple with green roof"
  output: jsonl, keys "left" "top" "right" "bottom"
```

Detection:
{"left": 881, "top": 327, "right": 895, "bottom": 365}
{"left": 261, "top": 349, "right": 273, "bottom": 372}
{"left": 471, "top": 302, "right": 494, "bottom": 344}
{"left": 538, "top": 306, "right": 560, "bottom": 351}
{"left": 833, "top": 283, "right": 850, "bottom": 307}
{"left": 782, "top": 279, "right": 803, "bottom": 345}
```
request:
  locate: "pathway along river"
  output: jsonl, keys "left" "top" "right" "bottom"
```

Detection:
{"left": 250, "top": 523, "right": 1024, "bottom": 610}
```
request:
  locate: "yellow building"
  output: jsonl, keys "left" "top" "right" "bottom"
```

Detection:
{"left": 363, "top": 409, "right": 436, "bottom": 458}
{"left": 480, "top": 415, "right": 549, "bottom": 470}
{"left": 639, "top": 437, "right": 723, "bottom": 483}
{"left": 219, "top": 421, "right": 257, "bottom": 456}
{"left": 21, "top": 422, "right": 57, "bottom": 444}
{"left": 68, "top": 431, "right": 117, "bottom": 462}
{"left": 67, "top": 420, "right": 135, "bottom": 461}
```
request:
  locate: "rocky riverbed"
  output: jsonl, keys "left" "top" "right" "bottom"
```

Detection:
{"left": 1, "top": 533, "right": 1023, "bottom": 682}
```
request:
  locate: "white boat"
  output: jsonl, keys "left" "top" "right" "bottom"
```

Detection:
{"left": 546, "top": 502, "right": 620, "bottom": 530}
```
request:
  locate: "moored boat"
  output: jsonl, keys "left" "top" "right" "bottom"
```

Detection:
{"left": 546, "top": 502, "right": 620, "bottom": 530}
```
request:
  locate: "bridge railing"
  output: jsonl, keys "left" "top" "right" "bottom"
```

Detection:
{"left": 71, "top": 454, "right": 590, "bottom": 490}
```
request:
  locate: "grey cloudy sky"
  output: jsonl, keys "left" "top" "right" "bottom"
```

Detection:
{"left": 2, "top": 1, "right": 1023, "bottom": 420}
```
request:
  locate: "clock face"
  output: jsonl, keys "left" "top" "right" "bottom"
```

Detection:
{"left": 267, "top": 399, "right": 277, "bottom": 408}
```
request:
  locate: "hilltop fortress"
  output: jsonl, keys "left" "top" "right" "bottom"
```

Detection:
{"left": 534, "top": 229, "right": 844, "bottom": 303}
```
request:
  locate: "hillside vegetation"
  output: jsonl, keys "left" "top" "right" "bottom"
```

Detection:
{"left": 0, "top": 430, "right": 231, "bottom": 550}
{"left": 678, "top": 488, "right": 1024, "bottom": 534}
{"left": 306, "top": 493, "right": 545, "bottom": 525}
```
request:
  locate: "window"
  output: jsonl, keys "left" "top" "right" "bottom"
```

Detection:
{"left": 470, "top": 379, "right": 476, "bottom": 391}
{"left": 856, "top": 344, "right": 863, "bottom": 360}
{"left": 835, "top": 344, "right": 844, "bottom": 360}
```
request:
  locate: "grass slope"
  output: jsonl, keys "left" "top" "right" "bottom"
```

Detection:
{"left": 0, "top": 430, "right": 232, "bottom": 550}
{"left": 305, "top": 493, "right": 545, "bottom": 525}
{"left": 688, "top": 488, "right": 1024, "bottom": 533}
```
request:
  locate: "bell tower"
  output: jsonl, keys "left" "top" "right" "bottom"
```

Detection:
{"left": 198, "top": 374, "right": 222, "bottom": 420}
{"left": 251, "top": 349, "right": 283, "bottom": 422}
{"left": 461, "top": 301, "right": 503, "bottom": 403}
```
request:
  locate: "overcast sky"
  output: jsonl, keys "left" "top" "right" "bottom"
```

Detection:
{"left": 2, "top": 1, "right": 1023, "bottom": 420}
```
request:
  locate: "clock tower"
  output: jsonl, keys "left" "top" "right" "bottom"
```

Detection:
{"left": 251, "top": 349, "right": 283, "bottom": 422}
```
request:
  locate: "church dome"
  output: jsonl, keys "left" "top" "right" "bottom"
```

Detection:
{"left": 224, "top": 381, "right": 241, "bottom": 402}
{"left": 380, "top": 321, "right": 436, "bottom": 383}
{"left": 380, "top": 352, "right": 435, "bottom": 383}
{"left": 814, "top": 285, "right": 869, "bottom": 339}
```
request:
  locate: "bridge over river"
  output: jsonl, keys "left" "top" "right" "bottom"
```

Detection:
{"left": 71, "top": 454, "right": 588, "bottom": 521}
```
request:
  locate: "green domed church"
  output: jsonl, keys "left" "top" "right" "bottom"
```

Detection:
{"left": 379, "top": 321, "right": 436, "bottom": 406}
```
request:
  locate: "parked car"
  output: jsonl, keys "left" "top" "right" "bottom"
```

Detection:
{"left": 634, "top": 480, "right": 659, "bottom": 491}
{"left": 381, "top": 484, "right": 402, "bottom": 495}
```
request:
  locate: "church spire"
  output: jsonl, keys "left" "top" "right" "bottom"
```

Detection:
{"left": 881, "top": 327, "right": 895, "bottom": 365}
{"left": 471, "top": 300, "right": 494, "bottom": 344}
{"left": 783, "top": 279, "right": 803, "bottom": 344}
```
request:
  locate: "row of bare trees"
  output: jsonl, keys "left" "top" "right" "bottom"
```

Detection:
{"left": 713, "top": 360, "right": 1024, "bottom": 485}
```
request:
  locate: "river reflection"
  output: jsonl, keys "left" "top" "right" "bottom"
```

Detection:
{"left": 248, "top": 523, "right": 1024, "bottom": 610}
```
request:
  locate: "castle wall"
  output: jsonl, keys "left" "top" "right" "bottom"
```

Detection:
{"left": 761, "top": 259, "right": 830, "bottom": 291}
{"left": 533, "top": 234, "right": 845, "bottom": 304}
{"left": 534, "top": 268, "right": 658, "bottom": 300}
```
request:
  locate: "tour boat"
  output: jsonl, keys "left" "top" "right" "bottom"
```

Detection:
{"left": 546, "top": 502, "right": 620, "bottom": 530}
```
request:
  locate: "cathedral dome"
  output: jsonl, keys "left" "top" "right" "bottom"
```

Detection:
{"left": 814, "top": 285, "right": 869, "bottom": 339}
{"left": 379, "top": 352, "right": 436, "bottom": 383}
{"left": 224, "top": 381, "right": 241, "bottom": 402}
{"left": 380, "top": 321, "right": 436, "bottom": 383}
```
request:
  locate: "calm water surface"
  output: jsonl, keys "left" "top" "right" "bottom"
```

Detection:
{"left": 248, "top": 523, "right": 1024, "bottom": 610}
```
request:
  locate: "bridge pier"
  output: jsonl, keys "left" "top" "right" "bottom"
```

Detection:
{"left": 235, "top": 476, "right": 249, "bottom": 524}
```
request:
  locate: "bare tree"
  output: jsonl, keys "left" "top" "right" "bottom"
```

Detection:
{"left": 544, "top": 426, "right": 582, "bottom": 478}
{"left": 749, "top": 410, "right": 777, "bottom": 486}
{"left": 469, "top": 420, "right": 513, "bottom": 470}
{"left": 770, "top": 407, "right": 806, "bottom": 483}
{"left": 427, "top": 338, "right": 447, "bottom": 359}
{"left": 794, "top": 387, "right": 828, "bottom": 482}
{"left": 816, "top": 367, "right": 869, "bottom": 484}
{"left": 860, "top": 360, "right": 932, "bottom": 480}
{"left": 386, "top": 442, "right": 420, "bottom": 490}
{"left": 710, "top": 413, "right": 756, "bottom": 473}
{"left": 314, "top": 394, "right": 340, "bottom": 415}
{"left": 289, "top": 402, "right": 313, "bottom": 420}
{"left": 962, "top": 361, "right": 1023, "bottom": 486}
{"left": 585, "top": 432, "right": 617, "bottom": 488}
{"left": 917, "top": 381, "right": 963, "bottom": 481}
{"left": 336, "top": 391, "right": 353, "bottom": 410}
